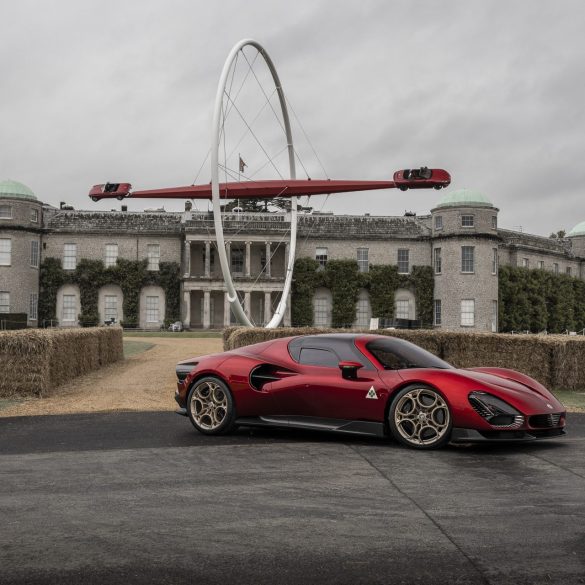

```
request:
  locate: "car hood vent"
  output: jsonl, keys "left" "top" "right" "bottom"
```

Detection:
{"left": 250, "top": 364, "right": 296, "bottom": 391}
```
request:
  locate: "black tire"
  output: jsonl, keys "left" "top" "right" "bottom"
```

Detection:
{"left": 187, "top": 376, "right": 237, "bottom": 435}
{"left": 433, "top": 185, "right": 442, "bottom": 190}
{"left": 399, "top": 185, "right": 408, "bottom": 191}
{"left": 388, "top": 384, "right": 452, "bottom": 450}
{"left": 91, "top": 196, "right": 99, "bottom": 202}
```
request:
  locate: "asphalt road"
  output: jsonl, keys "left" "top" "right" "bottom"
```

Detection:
{"left": 1, "top": 412, "right": 584, "bottom": 585}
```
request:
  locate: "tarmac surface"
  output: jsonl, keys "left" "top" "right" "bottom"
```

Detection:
{"left": 1, "top": 411, "right": 584, "bottom": 585}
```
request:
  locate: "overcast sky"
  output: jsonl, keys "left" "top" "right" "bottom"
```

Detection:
{"left": 1, "top": 0, "right": 584, "bottom": 236}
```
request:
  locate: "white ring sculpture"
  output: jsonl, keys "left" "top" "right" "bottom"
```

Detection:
{"left": 211, "top": 39, "right": 297, "bottom": 328}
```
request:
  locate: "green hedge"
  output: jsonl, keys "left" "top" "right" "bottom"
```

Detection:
{"left": 499, "top": 266, "right": 585, "bottom": 333}
{"left": 39, "top": 258, "right": 181, "bottom": 327}
{"left": 291, "top": 259, "right": 434, "bottom": 328}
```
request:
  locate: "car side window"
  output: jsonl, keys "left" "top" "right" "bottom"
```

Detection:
{"left": 299, "top": 348, "right": 339, "bottom": 367}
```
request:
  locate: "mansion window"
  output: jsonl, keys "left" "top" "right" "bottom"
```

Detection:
{"left": 434, "top": 215, "right": 443, "bottom": 230}
{"left": 105, "top": 244, "right": 118, "bottom": 268}
{"left": 29, "top": 293, "right": 38, "bottom": 321}
{"left": 395, "top": 299, "right": 409, "bottom": 320}
{"left": 492, "top": 248, "right": 498, "bottom": 274}
{"left": 538, "top": 260, "right": 544, "bottom": 270}
{"left": 357, "top": 248, "right": 369, "bottom": 273}
{"left": 0, "top": 238, "right": 12, "bottom": 265}
{"left": 566, "top": 266, "right": 572, "bottom": 276}
{"left": 31, "top": 208, "right": 39, "bottom": 223}
{"left": 553, "top": 263, "right": 559, "bottom": 274}
{"left": 105, "top": 295, "right": 118, "bottom": 321}
{"left": 30, "top": 241, "right": 39, "bottom": 268}
{"left": 315, "top": 247, "right": 328, "bottom": 269}
{"left": 0, "top": 205, "right": 12, "bottom": 219}
{"left": 0, "top": 292, "right": 9, "bottom": 313}
{"left": 231, "top": 246, "right": 244, "bottom": 275}
{"left": 146, "top": 296, "right": 160, "bottom": 322}
{"left": 397, "top": 249, "right": 409, "bottom": 274}
{"left": 491, "top": 216, "right": 497, "bottom": 229}
{"left": 147, "top": 244, "right": 160, "bottom": 271}
{"left": 461, "top": 300, "right": 475, "bottom": 327}
{"left": 461, "top": 215, "right": 474, "bottom": 227}
{"left": 62, "top": 294, "right": 76, "bottom": 321}
{"left": 522, "top": 258, "right": 529, "bottom": 268}
{"left": 434, "top": 248, "right": 442, "bottom": 274}
{"left": 434, "top": 299, "right": 442, "bottom": 326}
{"left": 63, "top": 243, "right": 77, "bottom": 270}
{"left": 461, "top": 246, "right": 474, "bottom": 273}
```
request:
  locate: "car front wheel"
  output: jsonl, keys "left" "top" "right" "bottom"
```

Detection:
{"left": 388, "top": 385, "right": 452, "bottom": 449}
{"left": 187, "top": 377, "right": 236, "bottom": 435}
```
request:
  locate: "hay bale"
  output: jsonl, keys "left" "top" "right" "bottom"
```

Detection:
{"left": 0, "top": 327, "right": 123, "bottom": 398}
{"left": 550, "top": 336, "right": 585, "bottom": 390}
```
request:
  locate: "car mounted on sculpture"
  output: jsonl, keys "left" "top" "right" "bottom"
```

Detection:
{"left": 89, "top": 182, "right": 132, "bottom": 202}
{"left": 393, "top": 167, "right": 451, "bottom": 191}
{"left": 174, "top": 334, "right": 566, "bottom": 450}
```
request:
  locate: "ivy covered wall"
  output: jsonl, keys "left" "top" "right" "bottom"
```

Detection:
{"left": 499, "top": 265, "right": 585, "bottom": 333}
{"left": 291, "top": 258, "right": 434, "bottom": 328}
{"left": 39, "top": 257, "right": 181, "bottom": 327}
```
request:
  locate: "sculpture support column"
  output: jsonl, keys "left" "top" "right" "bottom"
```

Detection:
{"left": 203, "top": 291, "right": 211, "bottom": 329}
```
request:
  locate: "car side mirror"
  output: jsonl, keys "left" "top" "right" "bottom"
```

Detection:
{"left": 338, "top": 361, "right": 364, "bottom": 380}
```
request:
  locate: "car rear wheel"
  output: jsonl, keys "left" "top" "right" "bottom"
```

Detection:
{"left": 399, "top": 185, "right": 408, "bottom": 191}
{"left": 388, "top": 385, "right": 452, "bottom": 449}
{"left": 187, "top": 377, "right": 236, "bottom": 435}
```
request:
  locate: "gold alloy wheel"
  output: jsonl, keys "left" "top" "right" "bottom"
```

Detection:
{"left": 189, "top": 380, "right": 228, "bottom": 431}
{"left": 393, "top": 388, "right": 450, "bottom": 446}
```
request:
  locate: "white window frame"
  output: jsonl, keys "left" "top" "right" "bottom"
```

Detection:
{"left": 492, "top": 248, "right": 498, "bottom": 274}
{"left": 315, "top": 247, "right": 328, "bottom": 269}
{"left": 461, "top": 299, "right": 475, "bottom": 327}
{"left": 0, "top": 205, "right": 12, "bottom": 219}
{"left": 62, "top": 294, "right": 77, "bottom": 321}
{"left": 104, "top": 244, "right": 118, "bottom": 268}
{"left": 566, "top": 266, "right": 572, "bottom": 276}
{"left": 30, "top": 240, "right": 39, "bottom": 268}
{"left": 355, "top": 296, "right": 371, "bottom": 329}
{"left": 104, "top": 295, "right": 118, "bottom": 322}
{"left": 434, "top": 215, "right": 443, "bottom": 230}
{"left": 491, "top": 300, "right": 498, "bottom": 333}
{"left": 434, "top": 248, "right": 442, "bottom": 274}
{"left": 357, "top": 248, "right": 369, "bottom": 273}
{"left": 522, "top": 258, "right": 529, "bottom": 268}
{"left": 146, "top": 295, "right": 160, "bottom": 323}
{"left": 29, "top": 292, "right": 38, "bottom": 320}
{"left": 147, "top": 244, "right": 160, "bottom": 271}
{"left": 0, "top": 238, "right": 12, "bottom": 266}
{"left": 314, "top": 297, "right": 330, "bottom": 327}
{"left": 538, "top": 260, "right": 544, "bottom": 270}
{"left": 461, "top": 215, "right": 475, "bottom": 228}
{"left": 553, "top": 263, "right": 559, "bottom": 275}
{"left": 491, "top": 215, "right": 497, "bottom": 229}
{"left": 461, "top": 246, "right": 475, "bottom": 273}
{"left": 0, "top": 291, "right": 10, "bottom": 313}
{"left": 395, "top": 299, "right": 410, "bottom": 320}
{"left": 397, "top": 249, "right": 409, "bottom": 274}
{"left": 434, "top": 299, "right": 442, "bottom": 326}
{"left": 63, "top": 243, "right": 77, "bottom": 270}
{"left": 30, "top": 208, "right": 39, "bottom": 223}
{"left": 231, "top": 246, "right": 244, "bottom": 275}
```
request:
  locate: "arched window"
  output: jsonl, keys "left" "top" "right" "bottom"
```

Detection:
{"left": 394, "top": 288, "right": 416, "bottom": 321}
{"left": 354, "top": 289, "right": 371, "bottom": 329}
{"left": 313, "top": 287, "right": 332, "bottom": 328}
{"left": 98, "top": 285, "right": 124, "bottom": 325}
{"left": 140, "top": 285, "right": 166, "bottom": 329}
{"left": 56, "top": 284, "right": 81, "bottom": 327}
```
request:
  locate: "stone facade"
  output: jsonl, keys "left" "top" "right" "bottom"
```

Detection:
{"left": 4, "top": 182, "right": 585, "bottom": 331}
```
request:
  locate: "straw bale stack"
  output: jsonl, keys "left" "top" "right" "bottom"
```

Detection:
{"left": 0, "top": 327, "right": 123, "bottom": 398}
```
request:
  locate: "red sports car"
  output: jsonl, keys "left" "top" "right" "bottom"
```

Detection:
{"left": 89, "top": 182, "right": 132, "bottom": 202}
{"left": 175, "top": 334, "right": 566, "bottom": 449}
{"left": 393, "top": 167, "right": 451, "bottom": 191}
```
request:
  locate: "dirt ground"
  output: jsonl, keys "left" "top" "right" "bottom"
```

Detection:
{"left": 0, "top": 337, "right": 223, "bottom": 418}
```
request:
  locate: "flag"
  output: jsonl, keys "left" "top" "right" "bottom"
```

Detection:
{"left": 239, "top": 156, "right": 247, "bottom": 173}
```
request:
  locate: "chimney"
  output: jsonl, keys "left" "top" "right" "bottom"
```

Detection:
{"left": 185, "top": 201, "right": 192, "bottom": 211}
{"left": 121, "top": 205, "right": 128, "bottom": 212}
{"left": 60, "top": 201, "right": 66, "bottom": 209}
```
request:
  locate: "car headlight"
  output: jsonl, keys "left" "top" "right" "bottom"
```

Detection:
{"left": 468, "top": 391, "right": 524, "bottom": 428}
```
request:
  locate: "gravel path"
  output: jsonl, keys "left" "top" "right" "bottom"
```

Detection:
{"left": 0, "top": 337, "right": 223, "bottom": 418}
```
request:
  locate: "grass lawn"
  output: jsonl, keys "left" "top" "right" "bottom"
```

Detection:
{"left": 123, "top": 340, "right": 155, "bottom": 358}
{"left": 551, "top": 390, "right": 585, "bottom": 413}
{"left": 123, "top": 331, "right": 222, "bottom": 339}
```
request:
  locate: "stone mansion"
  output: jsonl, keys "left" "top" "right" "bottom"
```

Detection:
{"left": 2, "top": 178, "right": 585, "bottom": 331}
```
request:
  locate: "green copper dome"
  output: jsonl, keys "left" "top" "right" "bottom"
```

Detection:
{"left": 568, "top": 221, "right": 585, "bottom": 237}
{"left": 0, "top": 179, "right": 37, "bottom": 200}
{"left": 435, "top": 188, "right": 493, "bottom": 209}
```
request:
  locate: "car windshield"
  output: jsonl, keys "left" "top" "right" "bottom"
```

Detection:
{"left": 366, "top": 338, "right": 452, "bottom": 370}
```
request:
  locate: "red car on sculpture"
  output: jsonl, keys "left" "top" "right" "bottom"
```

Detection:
{"left": 89, "top": 182, "right": 132, "bottom": 201}
{"left": 393, "top": 167, "right": 451, "bottom": 191}
{"left": 175, "top": 334, "right": 566, "bottom": 449}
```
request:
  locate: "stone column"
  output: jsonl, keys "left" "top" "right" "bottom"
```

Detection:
{"left": 284, "top": 293, "right": 292, "bottom": 327}
{"left": 285, "top": 242, "right": 290, "bottom": 271}
{"left": 183, "top": 290, "right": 191, "bottom": 328}
{"left": 203, "top": 291, "right": 211, "bottom": 329}
{"left": 204, "top": 241, "right": 211, "bottom": 278}
{"left": 226, "top": 241, "right": 231, "bottom": 273}
{"left": 264, "top": 291, "right": 272, "bottom": 325}
{"left": 184, "top": 240, "right": 191, "bottom": 277}
{"left": 224, "top": 291, "right": 231, "bottom": 327}
{"left": 245, "top": 241, "right": 252, "bottom": 277}
{"left": 244, "top": 291, "right": 251, "bottom": 319}
{"left": 265, "top": 241, "right": 272, "bottom": 278}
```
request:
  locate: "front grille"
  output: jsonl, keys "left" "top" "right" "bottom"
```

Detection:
{"left": 469, "top": 395, "right": 492, "bottom": 418}
{"left": 529, "top": 413, "right": 562, "bottom": 428}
